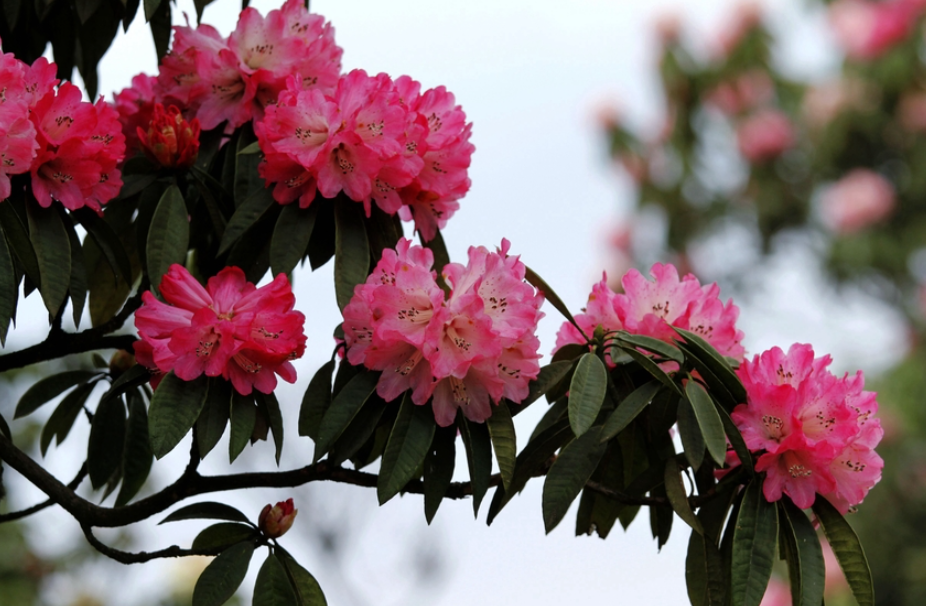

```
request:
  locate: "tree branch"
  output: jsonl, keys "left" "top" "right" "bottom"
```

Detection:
{"left": 80, "top": 523, "right": 229, "bottom": 564}
{"left": 0, "top": 462, "right": 87, "bottom": 523}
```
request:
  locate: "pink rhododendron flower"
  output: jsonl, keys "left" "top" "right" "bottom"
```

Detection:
{"left": 113, "top": 73, "right": 160, "bottom": 154}
{"left": 553, "top": 263, "right": 745, "bottom": 364}
{"left": 730, "top": 343, "right": 883, "bottom": 511}
{"left": 704, "top": 70, "right": 773, "bottom": 116}
{"left": 342, "top": 238, "right": 542, "bottom": 427}
{"left": 138, "top": 104, "right": 201, "bottom": 169}
{"left": 736, "top": 109, "right": 794, "bottom": 164}
{"left": 134, "top": 264, "right": 306, "bottom": 395}
{"left": 820, "top": 169, "right": 895, "bottom": 234}
{"left": 829, "top": 0, "right": 926, "bottom": 61}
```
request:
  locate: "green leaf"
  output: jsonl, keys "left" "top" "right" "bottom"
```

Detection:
{"left": 100, "top": 364, "right": 151, "bottom": 404}
{"left": 551, "top": 342, "right": 587, "bottom": 364}
{"left": 328, "top": 393, "right": 387, "bottom": 467}
{"left": 619, "top": 346, "right": 683, "bottom": 395}
{"left": 812, "top": 498, "right": 874, "bottom": 606}
{"left": 542, "top": 426, "right": 607, "bottom": 533}
{"left": 27, "top": 202, "right": 71, "bottom": 318}
{"left": 270, "top": 203, "right": 317, "bottom": 276}
{"left": 229, "top": 392, "right": 257, "bottom": 463}
{"left": 84, "top": 235, "right": 130, "bottom": 328}
{"left": 486, "top": 401, "right": 516, "bottom": 491}
{"left": 529, "top": 395, "right": 568, "bottom": 443}
{"left": 63, "top": 217, "right": 87, "bottom": 328}
{"left": 314, "top": 370, "right": 379, "bottom": 461}
{"left": 365, "top": 205, "right": 403, "bottom": 258}
{"left": 0, "top": 200, "right": 40, "bottom": 289}
{"left": 143, "top": 0, "right": 161, "bottom": 21}
{"left": 574, "top": 442, "right": 624, "bottom": 539}
{"left": 192, "top": 523, "right": 259, "bottom": 552}
{"left": 779, "top": 499, "right": 825, "bottom": 606}
{"left": 664, "top": 458, "right": 702, "bottom": 533}
{"left": 88, "top": 393, "right": 126, "bottom": 489}
{"left": 716, "top": 404, "right": 754, "bottom": 475}
{"left": 72, "top": 207, "right": 133, "bottom": 286}
{"left": 378, "top": 393, "right": 436, "bottom": 504}
{"left": 40, "top": 381, "right": 98, "bottom": 456}
{"left": 148, "top": 372, "right": 208, "bottom": 459}
{"left": 524, "top": 265, "right": 585, "bottom": 340}
{"left": 196, "top": 379, "right": 232, "bottom": 459}
{"left": 253, "top": 552, "right": 299, "bottom": 606}
{"left": 685, "top": 380, "right": 727, "bottom": 467}
{"left": 115, "top": 390, "right": 153, "bottom": 506}
{"left": 0, "top": 222, "right": 18, "bottom": 345}
{"left": 160, "top": 502, "right": 252, "bottom": 525}
{"left": 686, "top": 527, "right": 726, "bottom": 606}
{"left": 15, "top": 370, "right": 100, "bottom": 418}
{"left": 237, "top": 141, "right": 262, "bottom": 155}
{"left": 192, "top": 541, "right": 255, "bottom": 606}
{"left": 616, "top": 331, "right": 684, "bottom": 363}
{"left": 146, "top": 185, "right": 190, "bottom": 291}
{"left": 600, "top": 381, "right": 661, "bottom": 442}
{"left": 299, "top": 360, "right": 335, "bottom": 441}
{"left": 567, "top": 353, "right": 608, "bottom": 437}
{"left": 188, "top": 166, "right": 229, "bottom": 239}
{"left": 419, "top": 228, "right": 450, "bottom": 276}
{"left": 256, "top": 392, "right": 284, "bottom": 465}
{"left": 522, "top": 360, "right": 573, "bottom": 407}
{"left": 423, "top": 425, "right": 456, "bottom": 524}
{"left": 192, "top": 0, "right": 216, "bottom": 23}
{"left": 458, "top": 414, "right": 493, "bottom": 516}
{"left": 730, "top": 479, "right": 779, "bottom": 606}
{"left": 276, "top": 547, "right": 327, "bottom": 606}
{"left": 677, "top": 392, "right": 706, "bottom": 472}
{"left": 218, "top": 187, "right": 275, "bottom": 255}
{"left": 674, "top": 328, "right": 747, "bottom": 406}
{"left": 333, "top": 199, "right": 369, "bottom": 311}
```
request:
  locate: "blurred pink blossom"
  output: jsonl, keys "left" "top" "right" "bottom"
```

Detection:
{"left": 759, "top": 577, "right": 791, "bottom": 606}
{"left": 705, "top": 71, "right": 774, "bottom": 116}
{"left": 898, "top": 90, "right": 926, "bottom": 131}
{"left": 829, "top": 0, "right": 926, "bottom": 60}
{"left": 820, "top": 169, "right": 895, "bottom": 234}
{"left": 736, "top": 109, "right": 795, "bottom": 164}
{"left": 713, "top": 2, "right": 763, "bottom": 58}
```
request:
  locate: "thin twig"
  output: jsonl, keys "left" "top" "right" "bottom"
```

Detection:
{"left": 0, "top": 462, "right": 88, "bottom": 523}
{"left": 80, "top": 523, "right": 227, "bottom": 564}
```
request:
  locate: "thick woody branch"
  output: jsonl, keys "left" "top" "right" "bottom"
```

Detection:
{"left": 0, "top": 463, "right": 88, "bottom": 523}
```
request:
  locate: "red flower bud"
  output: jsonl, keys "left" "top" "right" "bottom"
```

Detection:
{"left": 258, "top": 498, "right": 297, "bottom": 538}
{"left": 137, "top": 104, "right": 201, "bottom": 169}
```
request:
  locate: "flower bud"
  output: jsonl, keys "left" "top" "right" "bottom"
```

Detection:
{"left": 137, "top": 104, "right": 201, "bottom": 169}
{"left": 258, "top": 498, "right": 297, "bottom": 538}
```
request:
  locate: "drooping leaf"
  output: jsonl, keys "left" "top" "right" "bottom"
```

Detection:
{"left": 276, "top": 546, "right": 327, "bottom": 606}
{"left": 27, "top": 202, "right": 71, "bottom": 318}
{"left": 685, "top": 379, "right": 727, "bottom": 467}
{"left": 551, "top": 342, "right": 587, "bottom": 365}
{"left": 15, "top": 370, "right": 101, "bottom": 418}
{"left": 160, "top": 501, "right": 252, "bottom": 525}
{"left": 148, "top": 372, "right": 208, "bottom": 459}
{"left": 146, "top": 185, "right": 190, "bottom": 291}
{"left": 148, "top": 0, "right": 171, "bottom": 61}
{"left": 600, "top": 381, "right": 662, "bottom": 442}
{"left": 686, "top": 528, "right": 726, "bottom": 606}
{"left": 84, "top": 235, "right": 130, "bottom": 328}
{"left": 256, "top": 392, "right": 284, "bottom": 465}
{"left": 677, "top": 392, "right": 706, "bottom": 471}
{"left": 458, "top": 413, "right": 493, "bottom": 517}
{"left": 115, "top": 390, "right": 153, "bottom": 506}
{"left": 192, "top": 523, "right": 259, "bottom": 552}
{"left": 529, "top": 396, "right": 568, "bottom": 443}
{"left": 812, "top": 498, "right": 874, "bottom": 606}
{"left": 88, "top": 392, "right": 127, "bottom": 489}
{"left": 365, "top": 205, "right": 403, "bottom": 259}
{"left": 779, "top": 499, "right": 825, "bottom": 606}
{"left": 0, "top": 222, "right": 18, "bottom": 344}
{"left": 567, "top": 352, "right": 608, "bottom": 437}
{"left": 99, "top": 365, "right": 151, "bottom": 405}
{"left": 192, "top": 541, "right": 255, "bottom": 606}
{"left": 306, "top": 198, "right": 336, "bottom": 270}
{"left": 521, "top": 360, "right": 573, "bottom": 407}
{"left": 270, "top": 202, "right": 317, "bottom": 276}
{"left": 327, "top": 392, "right": 387, "bottom": 467}
{"left": 423, "top": 425, "right": 456, "bottom": 524}
{"left": 253, "top": 552, "right": 299, "bottom": 606}
{"left": 333, "top": 199, "right": 369, "bottom": 311}
{"left": 574, "top": 441, "right": 624, "bottom": 539}
{"left": 664, "top": 458, "right": 702, "bottom": 534}
{"left": 542, "top": 426, "right": 607, "bottom": 533}
{"left": 196, "top": 379, "right": 232, "bottom": 459}
{"left": 619, "top": 346, "right": 683, "bottom": 395}
{"left": 674, "top": 328, "right": 747, "bottom": 406}
{"left": 716, "top": 404, "right": 754, "bottom": 475}
{"left": 378, "top": 393, "right": 436, "bottom": 504}
{"left": 40, "top": 380, "right": 98, "bottom": 456}
{"left": 419, "top": 228, "right": 450, "bottom": 276}
{"left": 314, "top": 370, "right": 379, "bottom": 461}
{"left": 192, "top": 0, "right": 216, "bottom": 23}
{"left": 299, "top": 360, "right": 335, "bottom": 441}
{"left": 229, "top": 392, "right": 257, "bottom": 463}
{"left": 63, "top": 216, "right": 87, "bottom": 328}
{"left": 72, "top": 207, "right": 133, "bottom": 286}
{"left": 486, "top": 401, "right": 516, "bottom": 491}
{"left": 616, "top": 331, "right": 684, "bottom": 363}
{"left": 218, "top": 187, "right": 275, "bottom": 255}
{"left": 730, "top": 479, "right": 779, "bottom": 606}
{"left": 524, "top": 265, "right": 585, "bottom": 340}
{"left": 0, "top": 199, "right": 40, "bottom": 288}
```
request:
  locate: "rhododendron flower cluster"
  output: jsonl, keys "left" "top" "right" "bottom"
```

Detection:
{"left": 138, "top": 104, "right": 201, "bottom": 169}
{"left": 554, "top": 263, "right": 745, "bottom": 363}
{"left": 0, "top": 43, "right": 125, "bottom": 210}
{"left": 342, "top": 238, "right": 543, "bottom": 426}
{"left": 820, "top": 168, "right": 895, "bottom": 234}
{"left": 255, "top": 69, "right": 474, "bottom": 241}
{"left": 829, "top": 0, "right": 926, "bottom": 61}
{"left": 134, "top": 264, "right": 306, "bottom": 396}
{"left": 730, "top": 343, "right": 883, "bottom": 512}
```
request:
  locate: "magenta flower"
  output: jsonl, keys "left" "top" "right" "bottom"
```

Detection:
{"left": 730, "top": 343, "right": 883, "bottom": 511}
{"left": 134, "top": 265, "right": 306, "bottom": 395}
{"left": 342, "top": 238, "right": 543, "bottom": 427}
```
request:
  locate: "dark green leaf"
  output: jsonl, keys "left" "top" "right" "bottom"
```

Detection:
{"left": 574, "top": 441, "right": 624, "bottom": 539}
{"left": 84, "top": 236, "right": 130, "bottom": 328}
{"left": 617, "top": 331, "right": 684, "bottom": 363}
{"left": 277, "top": 547, "right": 327, "bottom": 606}
{"left": 423, "top": 425, "right": 456, "bottom": 524}
{"left": 551, "top": 342, "right": 587, "bottom": 364}
{"left": 115, "top": 390, "right": 153, "bottom": 506}
{"left": 27, "top": 202, "right": 71, "bottom": 318}
{"left": 192, "top": 541, "right": 255, "bottom": 606}
{"left": 524, "top": 265, "right": 585, "bottom": 340}
{"left": 731, "top": 479, "right": 779, "bottom": 606}
{"left": 0, "top": 414, "right": 10, "bottom": 439}
{"left": 143, "top": 0, "right": 161, "bottom": 21}
{"left": 459, "top": 413, "right": 493, "bottom": 516}
{"left": 678, "top": 393, "right": 706, "bottom": 471}
{"left": 299, "top": 360, "right": 335, "bottom": 441}
{"left": 716, "top": 404, "right": 754, "bottom": 475}
{"left": 314, "top": 370, "right": 379, "bottom": 461}
{"left": 219, "top": 187, "right": 275, "bottom": 255}
{"left": 63, "top": 216, "right": 87, "bottom": 328}
{"left": 685, "top": 380, "right": 727, "bottom": 466}
{"left": 600, "top": 381, "right": 661, "bottom": 442}
{"left": 188, "top": 166, "right": 229, "bottom": 239}
{"left": 148, "top": 372, "right": 208, "bottom": 459}
{"left": 486, "top": 401, "right": 516, "bottom": 491}
{"left": 15, "top": 370, "right": 100, "bottom": 418}
{"left": 193, "top": 0, "right": 216, "bottom": 23}
{"left": 333, "top": 199, "right": 369, "bottom": 311}
{"left": 88, "top": 393, "right": 126, "bottom": 489}
{"left": 664, "top": 458, "right": 702, "bottom": 533}
{"left": 686, "top": 528, "right": 726, "bottom": 606}
{"left": 73, "top": 207, "right": 133, "bottom": 286}
{"left": 146, "top": 185, "right": 190, "bottom": 291}
{"left": 419, "top": 228, "right": 450, "bottom": 276}
{"left": 567, "top": 353, "right": 608, "bottom": 437}
{"left": 0, "top": 200, "right": 40, "bottom": 288}
{"left": 780, "top": 499, "right": 825, "bottom": 606}
{"left": 620, "top": 346, "right": 683, "bottom": 395}
{"left": 523, "top": 360, "right": 573, "bottom": 407}
{"left": 271, "top": 203, "right": 317, "bottom": 276}
{"left": 0, "top": 222, "right": 18, "bottom": 344}
{"left": 529, "top": 395, "right": 568, "bottom": 443}
{"left": 253, "top": 552, "right": 298, "bottom": 606}
{"left": 237, "top": 141, "right": 262, "bottom": 155}
{"left": 197, "top": 379, "right": 232, "bottom": 459}
{"left": 328, "top": 392, "right": 387, "bottom": 467}
{"left": 256, "top": 392, "right": 284, "bottom": 465}
{"left": 192, "top": 523, "right": 258, "bottom": 552}
{"left": 812, "top": 498, "right": 874, "bottom": 606}
{"left": 674, "top": 328, "right": 746, "bottom": 406}
{"left": 160, "top": 502, "right": 252, "bottom": 525}
{"left": 229, "top": 392, "right": 257, "bottom": 463}
{"left": 40, "top": 381, "right": 98, "bottom": 456}
{"left": 542, "top": 426, "right": 607, "bottom": 533}
{"left": 365, "top": 205, "right": 403, "bottom": 259}
{"left": 100, "top": 364, "right": 151, "bottom": 404}
{"left": 378, "top": 393, "right": 436, "bottom": 504}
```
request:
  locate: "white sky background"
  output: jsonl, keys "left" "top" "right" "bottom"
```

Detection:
{"left": 0, "top": 0, "right": 911, "bottom": 604}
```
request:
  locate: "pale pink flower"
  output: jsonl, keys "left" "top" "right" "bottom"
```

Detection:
{"left": 759, "top": 577, "right": 792, "bottom": 606}
{"left": 704, "top": 70, "right": 774, "bottom": 116}
{"left": 829, "top": 0, "right": 926, "bottom": 61}
{"left": 736, "top": 109, "right": 794, "bottom": 164}
{"left": 713, "top": 2, "right": 763, "bottom": 59}
{"left": 820, "top": 169, "right": 895, "bottom": 234}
